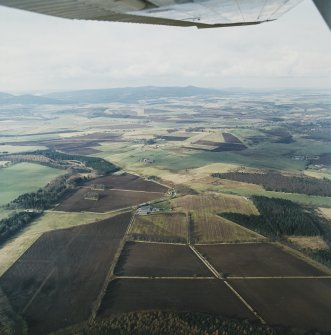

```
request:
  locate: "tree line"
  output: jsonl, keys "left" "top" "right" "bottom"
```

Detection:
{"left": 7, "top": 174, "right": 70, "bottom": 210}
{"left": 30, "top": 149, "right": 119, "bottom": 175}
{"left": 81, "top": 311, "right": 289, "bottom": 335}
{"left": 3, "top": 149, "right": 119, "bottom": 175}
{"left": 212, "top": 172, "right": 331, "bottom": 197}
{"left": 221, "top": 196, "right": 321, "bottom": 238}
{"left": 0, "top": 212, "right": 41, "bottom": 245}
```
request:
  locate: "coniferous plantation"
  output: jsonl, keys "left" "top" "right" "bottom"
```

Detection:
{"left": 221, "top": 196, "right": 321, "bottom": 238}
{"left": 0, "top": 212, "right": 41, "bottom": 244}
{"left": 35, "top": 149, "right": 119, "bottom": 175}
{"left": 3, "top": 149, "right": 119, "bottom": 175}
{"left": 80, "top": 311, "right": 288, "bottom": 335}
{"left": 212, "top": 172, "right": 331, "bottom": 197}
{"left": 7, "top": 174, "right": 71, "bottom": 210}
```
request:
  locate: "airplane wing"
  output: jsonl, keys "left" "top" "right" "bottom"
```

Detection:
{"left": 0, "top": 0, "right": 307, "bottom": 29}
{"left": 313, "top": 0, "right": 331, "bottom": 30}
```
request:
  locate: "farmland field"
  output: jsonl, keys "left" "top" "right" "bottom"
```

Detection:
{"left": 0, "top": 211, "right": 115, "bottom": 277}
{"left": 1, "top": 89, "right": 331, "bottom": 334}
{"left": 197, "top": 243, "right": 326, "bottom": 277}
{"left": 56, "top": 188, "right": 163, "bottom": 212}
{"left": 115, "top": 242, "right": 211, "bottom": 277}
{"left": 0, "top": 212, "right": 131, "bottom": 335}
{"left": 98, "top": 279, "right": 256, "bottom": 320}
{"left": 84, "top": 173, "right": 168, "bottom": 193}
{"left": 130, "top": 212, "right": 187, "bottom": 242}
{"left": 172, "top": 194, "right": 263, "bottom": 242}
{"left": 0, "top": 163, "right": 65, "bottom": 205}
{"left": 229, "top": 279, "right": 331, "bottom": 332}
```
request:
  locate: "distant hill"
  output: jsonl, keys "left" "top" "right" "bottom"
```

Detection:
{"left": 44, "top": 86, "right": 223, "bottom": 103}
{"left": 0, "top": 86, "right": 223, "bottom": 105}
{"left": 0, "top": 92, "right": 14, "bottom": 100}
{"left": 0, "top": 93, "right": 65, "bottom": 105}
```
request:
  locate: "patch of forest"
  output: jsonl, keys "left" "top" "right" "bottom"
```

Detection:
{"left": 30, "top": 149, "right": 119, "bottom": 175}
{"left": 80, "top": 311, "right": 291, "bottom": 335}
{"left": 221, "top": 196, "right": 321, "bottom": 238}
{"left": 212, "top": 172, "right": 331, "bottom": 197}
{"left": 315, "top": 153, "right": 331, "bottom": 166}
{"left": 3, "top": 149, "right": 119, "bottom": 175}
{"left": 0, "top": 211, "right": 41, "bottom": 245}
{"left": 306, "top": 248, "right": 331, "bottom": 268}
{"left": 7, "top": 174, "right": 71, "bottom": 210}
{"left": 262, "top": 129, "right": 294, "bottom": 143}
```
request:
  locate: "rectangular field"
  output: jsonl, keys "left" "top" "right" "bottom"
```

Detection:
{"left": 0, "top": 162, "right": 65, "bottom": 206}
{"left": 230, "top": 278, "right": 331, "bottom": 333}
{"left": 0, "top": 212, "right": 132, "bottom": 335}
{"left": 56, "top": 188, "right": 162, "bottom": 212}
{"left": 197, "top": 243, "right": 326, "bottom": 277}
{"left": 84, "top": 173, "right": 168, "bottom": 193}
{"left": 115, "top": 242, "right": 211, "bottom": 277}
{"left": 172, "top": 194, "right": 262, "bottom": 243}
{"left": 98, "top": 279, "right": 256, "bottom": 321}
{"left": 130, "top": 212, "right": 187, "bottom": 243}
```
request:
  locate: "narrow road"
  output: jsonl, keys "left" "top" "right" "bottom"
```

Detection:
{"left": 189, "top": 245, "right": 221, "bottom": 279}
{"left": 189, "top": 245, "right": 266, "bottom": 324}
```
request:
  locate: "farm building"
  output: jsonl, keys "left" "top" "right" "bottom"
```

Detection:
{"left": 137, "top": 205, "right": 159, "bottom": 215}
{"left": 91, "top": 184, "right": 105, "bottom": 191}
{"left": 84, "top": 191, "right": 100, "bottom": 201}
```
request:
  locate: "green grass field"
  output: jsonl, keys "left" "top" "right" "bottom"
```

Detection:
{"left": 0, "top": 163, "right": 65, "bottom": 206}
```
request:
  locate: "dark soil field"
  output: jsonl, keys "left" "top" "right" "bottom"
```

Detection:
{"left": 184, "top": 143, "right": 246, "bottom": 152}
{"left": 229, "top": 278, "right": 331, "bottom": 333}
{"left": 222, "top": 133, "right": 242, "bottom": 144}
{"left": 197, "top": 243, "right": 325, "bottom": 277}
{"left": 98, "top": 279, "right": 256, "bottom": 320}
{"left": 212, "top": 143, "right": 247, "bottom": 151}
{"left": 56, "top": 188, "right": 162, "bottom": 212}
{"left": 85, "top": 173, "right": 168, "bottom": 192}
{"left": 0, "top": 212, "right": 131, "bottom": 335}
{"left": 115, "top": 242, "right": 211, "bottom": 277}
{"left": 6, "top": 132, "right": 122, "bottom": 154}
{"left": 159, "top": 135, "right": 189, "bottom": 141}
{"left": 316, "top": 153, "right": 331, "bottom": 166}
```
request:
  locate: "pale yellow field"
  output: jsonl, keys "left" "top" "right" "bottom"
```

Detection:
{"left": 137, "top": 163, "right": 257, "bottom": 189}
{"left": 304, "top": 169, "right": 331, "bottom": 180}
{"left": 319, "top": 207, "right": 331, "bottom": 220}
{"left": 172, "top": 193, "right": 263, "bottom": 243}
{"left": 131, "top": 212, "right": 187, "bottom": 241}
{"left": 287, "top": 236, "right": 329, "bottom": 250}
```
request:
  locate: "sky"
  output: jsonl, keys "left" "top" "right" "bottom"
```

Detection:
{"left": 0, "top": 0, "right": 330, "bottom": 92}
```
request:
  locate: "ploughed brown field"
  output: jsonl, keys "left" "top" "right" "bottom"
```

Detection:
{"left": 115, "top": 242, "right": 212, "bottom": 277}
{"left": 229, "top": 278, "right": 331, "bottom": 332}
{"left": 5, "top": 132, "right": 122, "bottom": 155}
{"left": 84, "top": 173, "right": 168, "bottom": 193}
{"left": 55, "top": 188, "right": 162, "bottom": 212}
{"left": 159, "top": 135, "right": 189, "bottom": 141}
{"left": 0, "top": 212, "right": 131, "bottom": 335}
{"left": 197, "top": 243, "right": 326, "bottom": 277}
{"left": 98, "top": 278, "right": 256, "bottom": 320}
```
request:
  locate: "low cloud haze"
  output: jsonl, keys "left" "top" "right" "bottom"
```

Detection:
{"left": 0, "top": 0, "right": 330, "bottom": 92}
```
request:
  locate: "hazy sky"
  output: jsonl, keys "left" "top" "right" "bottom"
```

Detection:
{"left": 0, "top": 0, "right": 330, "bottom": 92}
